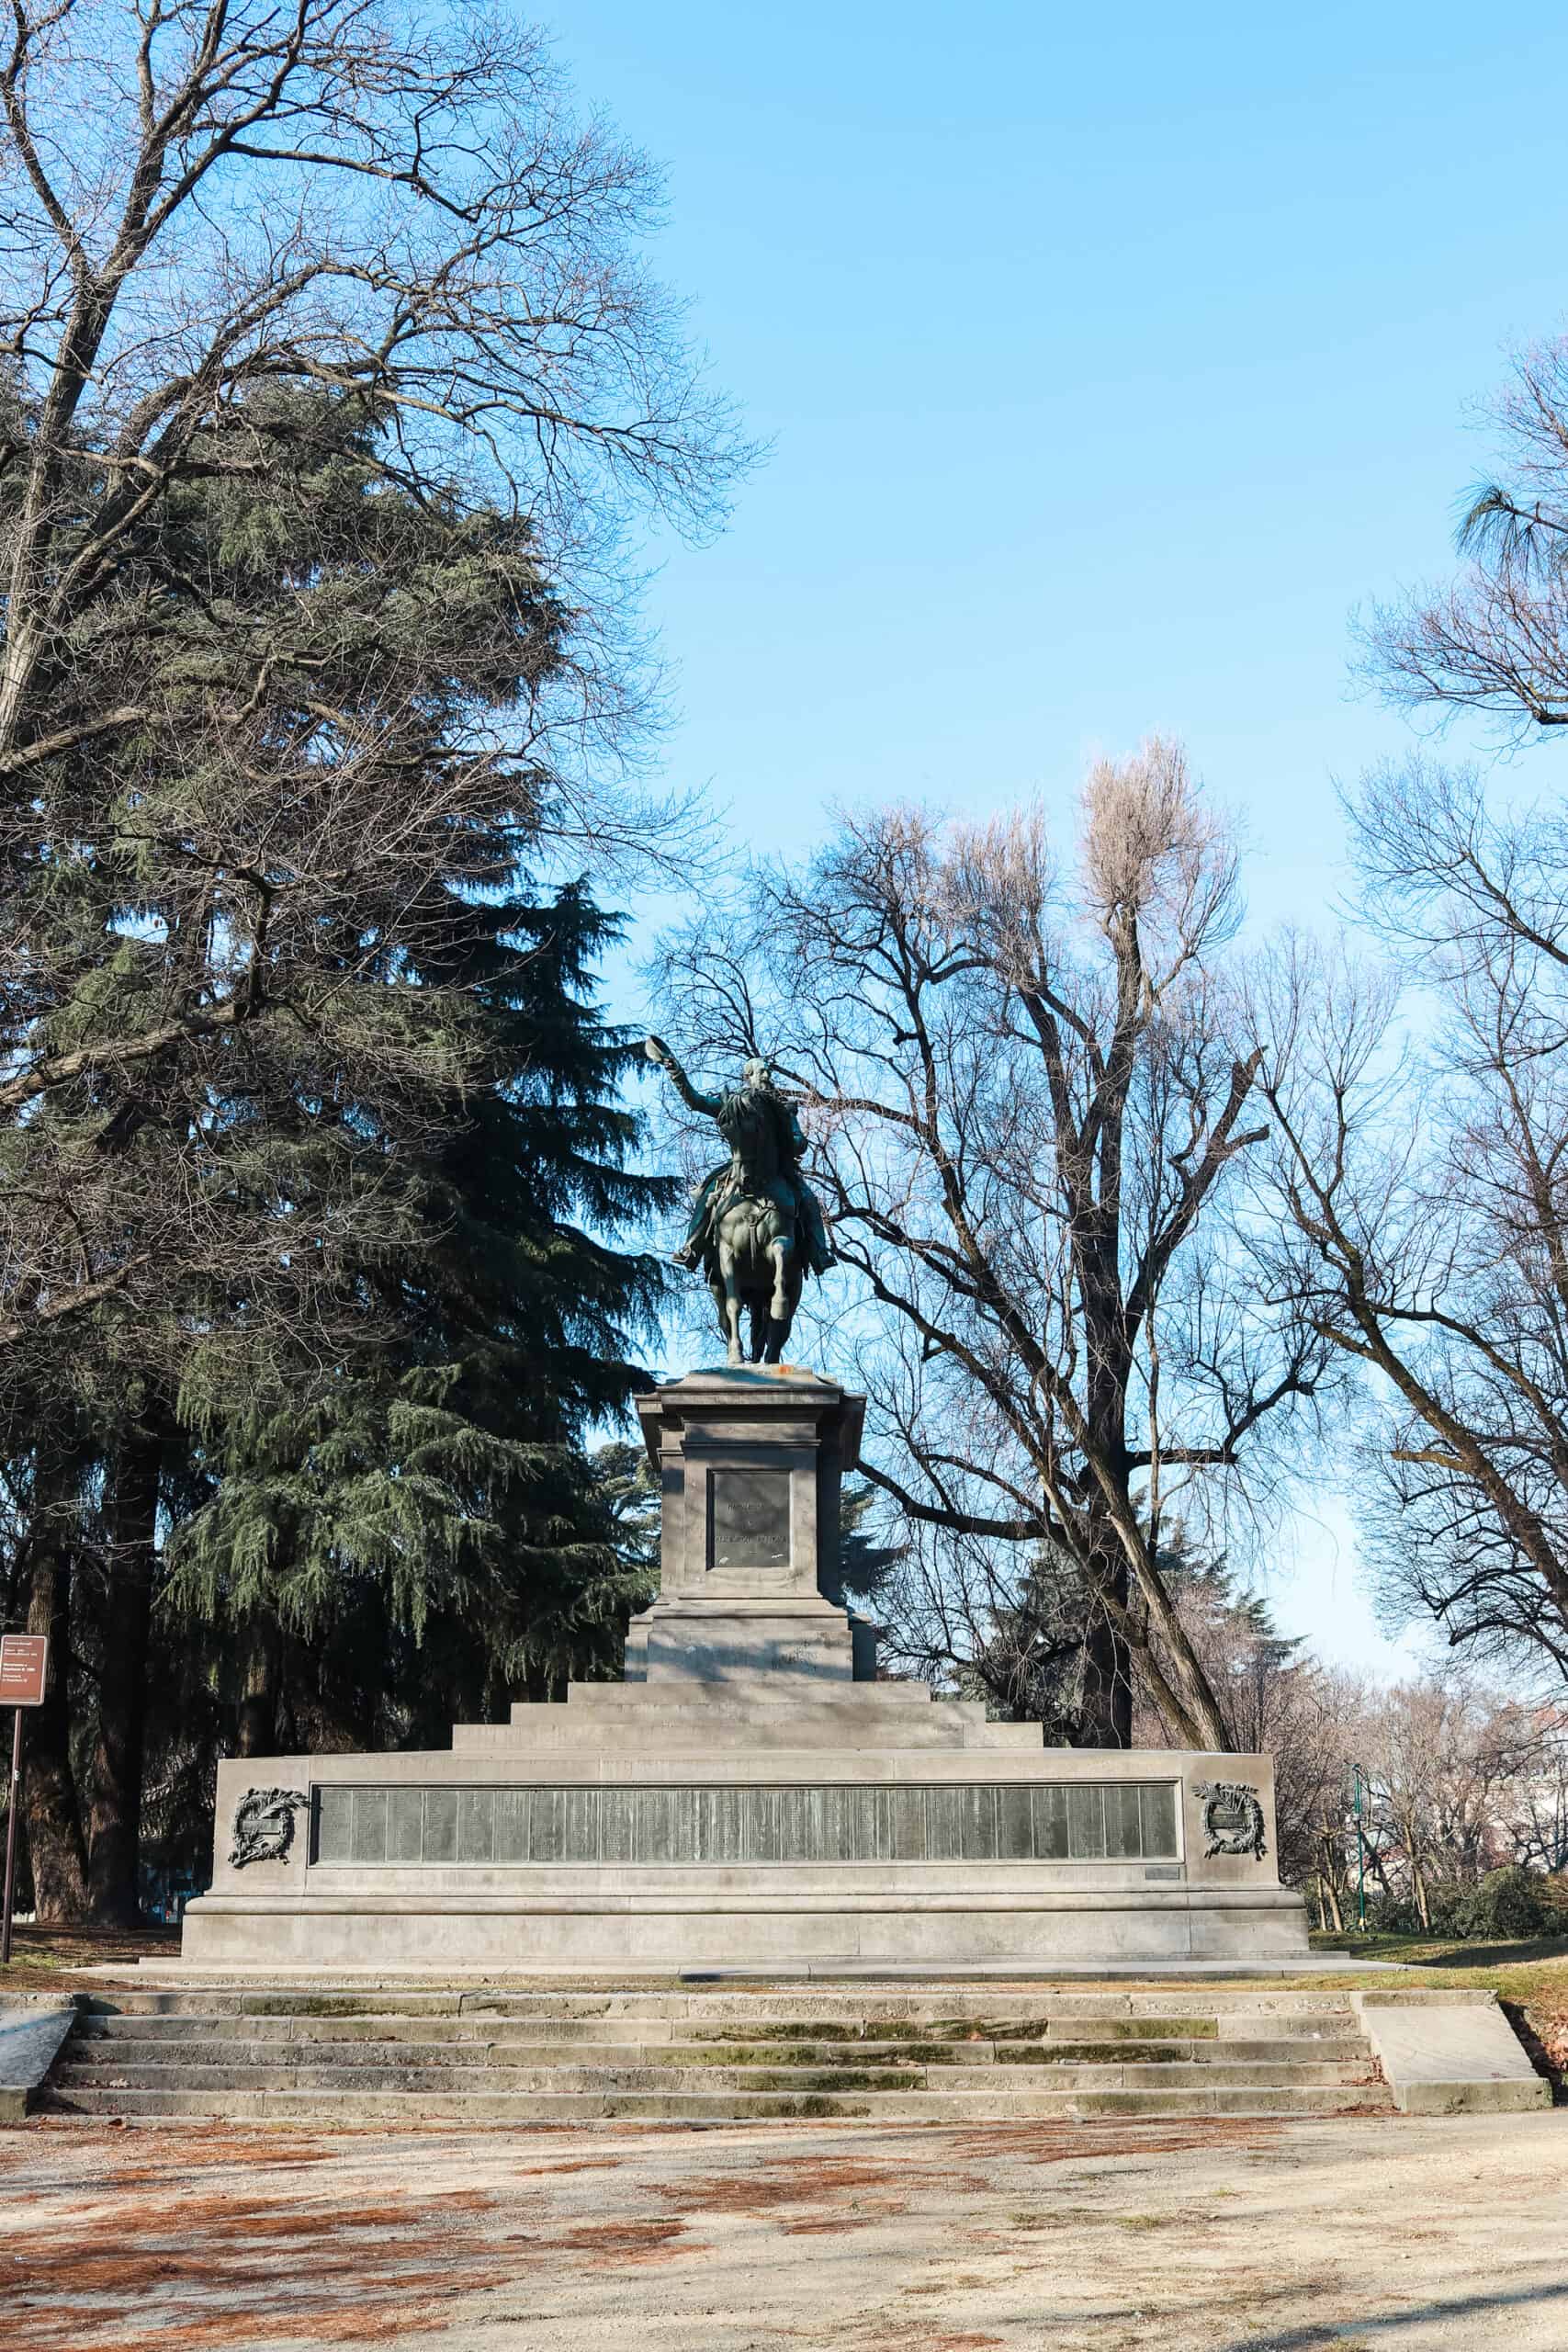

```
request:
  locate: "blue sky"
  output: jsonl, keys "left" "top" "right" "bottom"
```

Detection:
{"left": 549, "top": 2, "right": 1568, "bottom": 1676}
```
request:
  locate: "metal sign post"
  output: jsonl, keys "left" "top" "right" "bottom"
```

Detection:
{"left": 1, "top": 1634, "right": 50, "bottom": 1966}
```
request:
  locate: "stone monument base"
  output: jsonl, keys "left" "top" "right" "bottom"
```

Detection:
{"left": 180, "top": 1718, "right": 1308, "bottom": 1973}
{"left": 180, "top": 1370, "right": 1307, "bottom": 1973}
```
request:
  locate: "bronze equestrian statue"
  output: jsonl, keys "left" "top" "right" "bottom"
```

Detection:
{"left": 644, "top": 1037, "right": 832, "bottom": 1365}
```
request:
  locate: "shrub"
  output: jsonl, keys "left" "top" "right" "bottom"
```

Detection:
{"left": 1364, "top": 1894, "right": 1426, "bottom": 1936}
{"left": 1446, "top": 1866, "right": 1561, "bottom": 1942}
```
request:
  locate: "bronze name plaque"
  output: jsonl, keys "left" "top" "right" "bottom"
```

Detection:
{"left": 708, "top": 1467, "right": 791, "bottom": 1568}
{"left": 313, "top": 1781, "right": 1182, "bottom": 1868}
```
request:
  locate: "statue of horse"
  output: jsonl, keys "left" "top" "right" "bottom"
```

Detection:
{"left": 645, "top": 1035, "right": 829, "bottom": 1366}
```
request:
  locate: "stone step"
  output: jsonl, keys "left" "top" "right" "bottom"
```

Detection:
{"left": 75, "top": 1991, "right": 1360, "bottom": 2030}
{"left": 41, "top": 2080, "right": 1393, "bottom": 2123}
{"left": 51, "top": 1984, "right": 1386, "bottom": 2127}
{"left": 63, "top": 2032, "right": 1372, "bottom": 2071}
{"left": 51, "top": 2056, "right": 1374, "bottom": 2094}
{"left": 558, "top": 1682, "right": 942, "bottom": 1709}
{"left": 72, "top": 2018, "right": 1362, "bottom": 2059}
{"left": 451, "top": 1710, "right": 999, "bottom": 1751}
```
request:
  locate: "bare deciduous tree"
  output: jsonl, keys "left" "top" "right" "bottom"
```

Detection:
{"left": 1362, "top": 338, "right": 1568, "bottom": 738}
{"left": 657, "top": 745, "right": 1330, "bottom": 1749}
{"left": 1351, "top": 1680, "right": 1551, "bottom": 1929}
{"left": 1252, "top": 336, "right": 1568, "bottom": 1690}
{"left": 1128, "top": 1554, "right": 1353, "bottom": 1894}
{"left": 0, "top": 0, "right": 741, "bottom": 775}
{"left": 0, "top": 3, "right": 746, "bottom": 1371}
{"left": 1253, "top": 775, "right": 1568, "bottom": 1690}
{"left": 1164, "top": 1642, "right": 1563, "bottom": 1929}
{"left": 1495, "top": 1705, "right": 1568, "bottom": 1876}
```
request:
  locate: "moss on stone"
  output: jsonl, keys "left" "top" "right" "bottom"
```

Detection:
{"left": 998, "top": 2041, "right": 1187, "bottom": 2065}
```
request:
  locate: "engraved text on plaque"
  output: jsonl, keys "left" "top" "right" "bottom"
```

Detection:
{"left": 709, "top": 1468, "right": 791, "bottom": 1568}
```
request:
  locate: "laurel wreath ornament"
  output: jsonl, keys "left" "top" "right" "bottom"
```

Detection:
{"left": 1191, "top": 1780, "right": 1268, "bottom": 1860}
{"left": 230, "top": 1786, "right": 310, "bottom": 1869}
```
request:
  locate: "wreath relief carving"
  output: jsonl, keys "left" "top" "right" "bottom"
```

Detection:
{"left": 1191, "top": 1780, "right": 1268, "bottom": 1861}
{"left": 230, "top": 1786, "right": 310, "bottom": 1869}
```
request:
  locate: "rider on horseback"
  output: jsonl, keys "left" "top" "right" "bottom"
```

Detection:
{"left": 644, "top": 1039, "right": 833, "bottom": 1282}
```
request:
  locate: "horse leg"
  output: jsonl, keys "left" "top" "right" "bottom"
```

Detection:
{"left": 762, "top": 1238, "right": 794, "bottom": 1363}
{"left": 775, "top": 1259, "right": 804, "bottom": 1364}
{"left": 717, "top": 1240, "right": 743, "bottom": 1367}
{"left": 768, "top": 1237, "right": 792, "bottom": 1324}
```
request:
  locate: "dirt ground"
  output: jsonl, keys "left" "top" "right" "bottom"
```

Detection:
{"left": 2, "top": 2109, "right": 1564, "bottom": 2352}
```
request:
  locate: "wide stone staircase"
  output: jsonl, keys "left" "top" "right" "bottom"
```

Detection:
{"left": 42, "top": 1984, "right": 1393, "bottom": 2122}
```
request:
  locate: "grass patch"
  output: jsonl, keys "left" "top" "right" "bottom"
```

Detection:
{"left": 1309, "top": 1928, "right": 1568, "bottom": 1970}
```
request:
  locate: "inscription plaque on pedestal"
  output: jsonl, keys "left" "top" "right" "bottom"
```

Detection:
{"left": 313, "top": 1780, "right": 1181, "bottom": 1866}
{"left": 709, "top": 1467, "right": 791, "bottom": 1567}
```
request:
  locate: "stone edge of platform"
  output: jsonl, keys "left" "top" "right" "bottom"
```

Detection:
{"left": 71, "top": 1953, "right": 1402, "bottom": 1984}
{"left": 1351, "top": 1990, "right": 1554, "bottom": 2115}
{"left": 0, "top": 2001, "right": 77, "bottom": 2120}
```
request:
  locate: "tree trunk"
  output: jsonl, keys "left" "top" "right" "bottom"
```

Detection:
{"left": 1411, "top": 1857, "right": 1431, "bottom": 1932}
{"left": 1086, "top": 1377, "right": 1228, "bottom": 1749}
{"left": 1105, "top": 1500, "right": 1229, "bottom": 1749}
{"left": 1319, "top": 1867, "right": 1344, "bottom": 1934}
{"left": 236, "top": 1625, "right": 280, "bottom": 1758}
{"left": 1078, "top": 1559, "right": 1134, "bottom": 1747}
{"left": 85, "top": 1430, "right": 161, "bottom": 1926}
{"left": 22, "top": 1544, "right": 89, "bottom": 1923}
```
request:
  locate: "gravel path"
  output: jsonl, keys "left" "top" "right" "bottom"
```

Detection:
{"left": 3, "top": 2109, "right": 1564, "bottom": 2350}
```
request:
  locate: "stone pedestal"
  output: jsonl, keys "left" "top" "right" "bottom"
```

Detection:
{"left": 179, "top": 1366, "right": 1309, "bottom": 1973}
{"left": 625, "top": 1367, "right": 873, "bottom": 1684}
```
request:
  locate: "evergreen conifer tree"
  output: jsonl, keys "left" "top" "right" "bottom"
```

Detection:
{"left": 3, "top": 389, "right": 675, "bottom": 1913}
{"left": 166, "top": 879, "right": 676, "bottom": 1772}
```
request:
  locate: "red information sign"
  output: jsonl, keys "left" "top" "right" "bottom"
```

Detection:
{"left": 1, "top": 1634, "right": 48, "bottom": 1962}
{"left": 0, "top": 1634, "right": 49, "bottom": 1707}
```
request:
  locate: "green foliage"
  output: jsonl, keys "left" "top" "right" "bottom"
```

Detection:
{"left": 1440, "top": 1867, "right": 1565, "bottom": 1942}
{"left": 2, "top": 383, "right": 592, "bottom": 1420}
{"left": 1364, "top": 1869, "right": 1566, "bottom": 1941}
{"left": 3, "top": 389, "right": 680, "bottom": 1899}
{"left": 1361, "top": 1893, "right": 1430, "bottom": 1937}
{"left": 821, "top": 1476, "right": 906, "bottom": 1611}
{"left": 159, "top": 860, "right": 676, "bottom": 1725}
{"left": 590, "top": 1440, "right": 662, "bottom": 1596}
